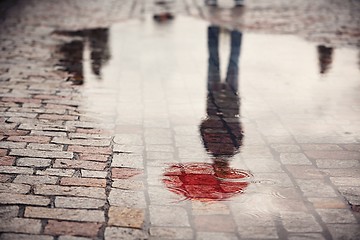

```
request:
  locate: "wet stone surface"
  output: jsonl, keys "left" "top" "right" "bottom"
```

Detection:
{"left": 0, "top": 0, "right": 360, "bottom": 239}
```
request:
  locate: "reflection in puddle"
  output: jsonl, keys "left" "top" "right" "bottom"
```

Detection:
{"left": 317, "top": 45, "right": 333, "bottom": 74}
{"left": 163, "top": 24, "right": 253, "bottom": 202}
{"left": 55, "top": 28, "right": 110, "bottom": 85}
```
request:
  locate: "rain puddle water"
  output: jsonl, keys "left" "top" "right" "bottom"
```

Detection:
{"left": 54, "top": 15, "right": 360, "bottom": 237}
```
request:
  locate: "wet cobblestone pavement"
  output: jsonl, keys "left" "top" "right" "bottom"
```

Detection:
{"left": 0, "top": 0, "right": 360, "bottom": 239}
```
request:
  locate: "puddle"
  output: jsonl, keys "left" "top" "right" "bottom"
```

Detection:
{"left": 53, "top": 14, "right": 360, "bottom": 234}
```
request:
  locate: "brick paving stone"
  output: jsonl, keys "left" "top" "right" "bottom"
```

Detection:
{"left": 13, "top": 175, "right": 58, "bottom": 185}
{"left": 150, "top": 227, "right": 194, "bottom": 239}
{"left": 149, "top": 205, "right": 190, "bottom": 227}
{"left": 109, "top": 189, "right": 146, "bottom": 208}
{"left": 44, "top": 220, "right": 102, "bottom": 237}
{"left": 111, "top": 167, "right": 143, "bottom": 179}
{"left": 0, "top": 217, "right": 42, "bottom": 234}
{"left": 108, "top": 206, "right": 145, "bottom": 229}
{"left": 18, "top": 123, "right": 73, "bottom": 132}
{"left": 112, "top": 153, "right": 144, "bottom": 169}
{"left": 0, "top": 130, "right": 29, "bottom": 137}
{"left": 24, "top": 207, "right": 105, "bottom": 222}
{"left": 7, "top": 136, "right": 51, "bottom": 143}
{"left": 81, "top": 169, "right": 108, "bottom": 179}
{"left": 10, "top": 149, "right": 73, "bottom": 159}
{"left": 53, "top": 159, "right": 107, "bottom": 171}
{"left": 39, "top": 114, "right": 78, "bottom": 121}
{"left": 68, "top": 133, "right": 112, "bottom": 140}
{"left": 16, "top": 157, "right": 52, "bottom": 167}
{"left": 67, "top": 146, "right": 112, "bottom": 155}
{"left": 55, "top": 196, "right": 105, "bottom": 209}
{"left": 60, "top": 177, "right": 106, "bottom": 187}
{"left": 0, "top": 156, "right": 15, "bottom": 166}
{"left": 51, "top": 137, "right": 111, "bottom": 147}
{"left": 0, "top": 206, "right": 19, "bottom": 218}
{"left": 104, "top": 227, "right": 148, "bottom": 240}
{"left": 0, "top": 193, "right": 51, "bottom": 206}
{"left": 0, "top": 183, "right": 31, "bottom": 194}
{"left": 0, "top": 233, "right": 53, "bottom": 240}
{"left": 36, "top": 168, "right": 75, "bottom": 177}
{"left": 34, "top": 185, "right": 106, "bottom": 199}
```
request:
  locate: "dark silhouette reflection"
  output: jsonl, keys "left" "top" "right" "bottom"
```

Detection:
{"left": 55, "top": 28, "right": 110, "bottom": 85}
{"left": 163, "top": 26, "right": 252, "bottom": 202}
{"left": 317, "top": 45, "right": 333, "bottom": 74}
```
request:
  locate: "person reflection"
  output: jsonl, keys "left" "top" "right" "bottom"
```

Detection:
{"left": 317, "top": 45, "right": 333, "bottom": 74}
{"left": 162, "top": 26, "right": 251, "bottom": 202}
{"left": 200, "top": 25, "right": 243, "bottom": 177}
{"left": 56, "top": 28, "right": 110, "bottom": 85}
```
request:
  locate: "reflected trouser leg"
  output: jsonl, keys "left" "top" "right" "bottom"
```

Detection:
{"left": 208, "top": 26, "right": 221, "bottom": 89}
{"left": 226, "top": 30, "right": 242, "bottom": 92}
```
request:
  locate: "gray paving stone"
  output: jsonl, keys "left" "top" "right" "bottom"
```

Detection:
{"left": 316, "top": 209, "right": 358, "bottom": 224}
{"left": 296, "top": 179, "right": 337, "bottom": 197}
{"left": 0, "top": 233, "right": 53, "bottom": 240}
{"left": 0, "top": 183, "right": 31, "bottom": 194}
{"left": 36, "top": 168, "right": 75, "bottom": 177}
{"left": 81, "top": 169, "right": 108, "bottom": 178}
{"left": 281, "top": 212, "right": 323, "bottom": 232}
{"left": 34, "top": 185, "right": 106, "bottom": 199}
{"left": 0, "top": 205, "right": 19, "bottom": 218}
{"left": 24, "top": 207, "right": 105, "bottom": 222}
{"left": 111, "top": 153, "right": 144, "bottom": 169}
{"left": 10, "top": 149, "right": 73, "bottom": 159}
{"left": 315, "top": 159, "right": 360, "bottom": 168}
{"left": 327, "top": 224, "right": 360, "bottom": 240}
{"left": 150, "top": 227, "right": 193, "bottom": 239}
{"left": 104, "top": 227, "right": 148, "bottom": 240}
{"left": 288, "top": 233, "right": 326, "bottom": 240}
{"left": 108, "top": 189, "right": 146, "bottom": 208}
{"left": 149, "top": 205, "right": 190, "bottom": 227}
{"left": 0, "top": 217, "right": 42, "bottom": 234}
{"left": 16, "top": 157, "right": 52, "bottom": 167}
{"left": 196, "top": 232, "right": 238, "bottom": 240}
{"left": 0, "top": 193, "right": 51, "bottom": 206}
{"left": 13, "top": 175, "right": 58, "bottom": 185}
{"left": 55, "top": 196, "right": 105, "bottom": 209}
{"left": 280, "top": 153, "right": 312, "bottom": 165}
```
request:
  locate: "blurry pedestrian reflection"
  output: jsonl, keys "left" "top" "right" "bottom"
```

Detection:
{"left": 201, "top": 25, "right": 243, "bottom": 172}
{"left": 317, "top": 45, "right": 333, "bottom": 74}
{"left": 55, "top": 28, "right": 110, "bottom": 85}
{"left": 163, "top": 26, "right": 252, "bottom": 202}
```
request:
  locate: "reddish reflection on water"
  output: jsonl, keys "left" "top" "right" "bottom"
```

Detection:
{"left": 163, "top": 162, "right": 253, "bottom": 201}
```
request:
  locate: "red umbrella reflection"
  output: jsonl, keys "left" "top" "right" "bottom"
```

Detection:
{"left": 162, "top": 162, "right": 252, "bottom": 201}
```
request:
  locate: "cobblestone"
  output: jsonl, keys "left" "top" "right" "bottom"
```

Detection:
{"left": 24, "top": 207, "right": 105, "bottom": 222}
{"left": 0, "top": 0, "right": 359, "bottom": 239}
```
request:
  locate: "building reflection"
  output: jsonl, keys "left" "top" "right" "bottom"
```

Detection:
{"left": 163, "top": 25, "right": 252, "bottom": 202}
{"left": 55, "top": 28, "right": 110, "bottom": 85}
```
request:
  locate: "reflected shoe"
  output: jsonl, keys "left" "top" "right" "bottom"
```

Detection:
{"left": 234, "top": 0, "right": 244, "bottom": 6}
{"left": 205, "top": 0, "right": 217, "bottom": 6}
